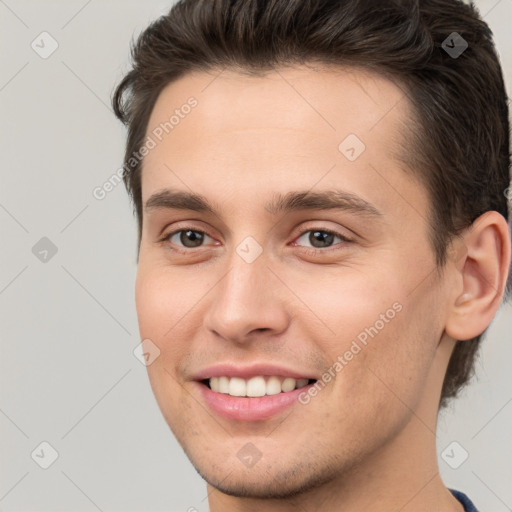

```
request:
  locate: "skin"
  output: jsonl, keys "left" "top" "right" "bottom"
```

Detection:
{"left": 135, "top": 65, "right": 510, "bottom": 511}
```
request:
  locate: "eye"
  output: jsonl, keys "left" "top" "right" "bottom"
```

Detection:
{"left": 159, "top": 226, "right": 352, "bottom": 255}
{"left": 162, "top": 228, "right": 215, "bottom": 249}
{"left": 293, "top": 228, "right": 352, "bottom": 250}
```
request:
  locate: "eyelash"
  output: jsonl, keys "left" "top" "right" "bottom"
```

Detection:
{"left": 159, "top": 226, "right": 353, "bottom": 256}
{"left": 293, "top": 228, "right": 353, "bottom": 256}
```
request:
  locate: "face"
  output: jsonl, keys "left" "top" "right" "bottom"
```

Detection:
{"left": 135, "top": 65, "right": 451, "bottom": 499}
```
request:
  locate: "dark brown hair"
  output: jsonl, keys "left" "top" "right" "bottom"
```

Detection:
{"left": 112, "top": 0, "right": 511, "bottom": 407}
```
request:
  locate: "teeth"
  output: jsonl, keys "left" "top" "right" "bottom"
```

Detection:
{"left": 218, "top": 376, "right": 230, "bottom": 394}
{"left": 229, "top": 377, "right": 246, "bottom": 396}
{"left": 266, "top": 376, "right": 282, "bottom": 396}
{"left": 210, "top": 377, "right": 219, "bottom": 392}
{"left": 297, "top": 378, "right": 308, "bottom": 388}
{"left": 246, "top": 376, "right": 266, "bottom": 397}
{"left": 281, "top": 377, "right": 296, "bottom": 392}
{"left": 208, "top": 376, "right": 311, "bottom": 397}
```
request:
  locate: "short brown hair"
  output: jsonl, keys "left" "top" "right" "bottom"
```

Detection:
{"left": 112, "top": 0, "right": 511, "bottom": 407}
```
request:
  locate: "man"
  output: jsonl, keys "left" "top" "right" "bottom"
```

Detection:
{"left": 112, "top": 0, "right": 511, "bottom": 510}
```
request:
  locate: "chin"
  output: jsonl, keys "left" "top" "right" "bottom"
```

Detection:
{"left": 186, "top": 449, "right": 345, "bottom": 500}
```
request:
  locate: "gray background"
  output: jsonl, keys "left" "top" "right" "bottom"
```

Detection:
{"left": 1, "top": 1, "right": 511, "bottom": 510}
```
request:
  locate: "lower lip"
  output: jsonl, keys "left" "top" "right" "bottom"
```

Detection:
{"left": 195, "top": 381, "right": 313, "bottom": 421}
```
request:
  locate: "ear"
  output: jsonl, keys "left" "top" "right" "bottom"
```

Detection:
{"left": 445, "top": 211, "right": 511, "bottom": 341}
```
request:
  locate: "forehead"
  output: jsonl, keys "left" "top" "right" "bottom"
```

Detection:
{"left": 146, "top": 64, "right": 409, "bottom": 146}
{"left": 141, "top": 65, "right": 421, "bottom": 220}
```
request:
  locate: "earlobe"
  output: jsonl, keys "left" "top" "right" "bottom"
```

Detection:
{"left": 445, "top": 211, "right": 511, "bottom": 341}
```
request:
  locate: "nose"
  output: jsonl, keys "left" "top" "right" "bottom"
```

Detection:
{"left": 203, "top": 247, "right": 291, "bottom": 345}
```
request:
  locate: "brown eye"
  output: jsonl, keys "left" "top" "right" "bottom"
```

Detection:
{"left": 294, "top": 229, "right": 350, "bottom": 249}
{"left": 163, "top": 229, "right": 212, "bottom": 248}
{"left": 309, "top": 230, "right": 335, "bottom": 248}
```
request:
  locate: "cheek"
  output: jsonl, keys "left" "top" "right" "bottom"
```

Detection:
{"left": 134, "top": 265, "right": 202, "bottom": 435}
{"left": 292, "top": 266, "right": 438, "bottom": 408}
{"left": 135, "top": 267, "right": 168, "bottom": 341}
{"left": 290, "top": 265, "right": 405, "bottom": 352}
{"left": 135, "top": 263, "right": 202, "bottom": 340}
{"left": 134, "top": 265, "right": 196, "bottom": 386}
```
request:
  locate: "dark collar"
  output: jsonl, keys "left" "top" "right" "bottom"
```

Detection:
{"left": 450, "top": 489, "right": 480, "bottom": 512}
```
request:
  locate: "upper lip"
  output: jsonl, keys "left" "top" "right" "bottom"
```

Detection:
{"left": 191, "top": 363, "right": 318, "bottom": 381}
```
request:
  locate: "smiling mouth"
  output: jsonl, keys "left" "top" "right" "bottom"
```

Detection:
{"left": 202, "top": 376, "right": 316, "bottom": 398}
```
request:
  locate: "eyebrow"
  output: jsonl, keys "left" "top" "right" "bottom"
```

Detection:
{"left": 144, "top": 188, "right": 383, "bottom": 219}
